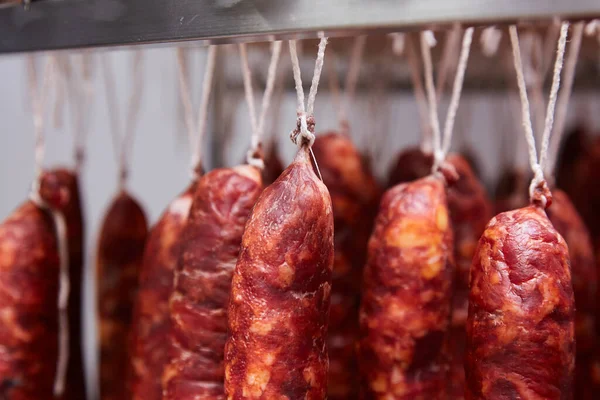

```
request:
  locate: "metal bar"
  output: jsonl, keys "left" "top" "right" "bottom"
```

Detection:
{"left": 1, "top": 0, "right": 600, "bottom": 54}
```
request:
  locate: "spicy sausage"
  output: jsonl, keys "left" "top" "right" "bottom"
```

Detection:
{"left": 224, "top": 147, "right": 334, "bottom": 399}
{"left": 128, "top": 183, "right": 196, "bottom": 400}
{"left": 358, "top": 175, "right": 454, "bottom": 399}
{"left": 311, "top": 132, "right": 380, "bottom": 399}
{"left": 97, "top": 192, "right": 148, "bottom": 400}
{"left": 0, "top": 200, "right": 59, "bottom": 399}
{"left": 162, "top": 166, "right": 262, "bottom": 399}
{"left": 466, "top": 202, "right": 575, "bottom": 399}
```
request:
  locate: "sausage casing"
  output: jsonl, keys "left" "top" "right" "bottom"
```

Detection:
{"left": 97, "top": 192, "right": 148, "bottom": 400}
{"left": 466, "top": 205, "right": 575, "bottom": 399}
{"left": 311, "top": 132, "right": 380, "bottom": 399}
{"left": 358, "top": 175, "right": 454, "bottom": 399}
{"left": 0, "top": 201, "right": 59, "bottom": 399}
{"left": 162, "top": 166, "right": 262, "bottom": 400}
{"left": 128, "top": 183, "right": 195, "bottom": 400}
{"left": 225, "top": 147, "right": 334, "bottom": 399}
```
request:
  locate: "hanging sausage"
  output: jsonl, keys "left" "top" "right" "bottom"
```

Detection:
{"left": 358, "top": 28, "right": 473, "bottom": 398}
{"left": 466, "top": 24, "right": 575, "bottom": 399}
{"left": 96, "top": 51, "right": 149, "bottom": 400}
{"left": 224, "top": 38, "right": 334, "bottom": 399}
{"left": 127, "top": 46, "right": 217, "bottom": 400}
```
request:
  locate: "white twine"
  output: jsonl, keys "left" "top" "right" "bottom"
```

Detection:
{"left": 288, "top": 37, "right": 328, "bottom": 148}
{"left": 174, "top": 45, "right": 217, "bottom": 177}
{"left": 75, "top": 52, "right": 95, "bottom": 171}
{"left": 508, "top": 23, "right": 568, "bottom": 204}
{"left": 101, "top": 51, "right": 145, "bottom": 190}
{"left": 403, "top": 35, "right": 432, "bottom": 153}
{"left": 326, "top": 50, "right": 344, "bottom": 126}
{"left": 546, "top": 22, "right": 584, "bottom": 178}
{"left": 390, "top": 33, "right": 405, "bottom": 55}
{"left": 239, "top": 41, "right": 282, "bottom": 168}
{"left": 481, "top": 26, "right": 502, "bottom": 57}
{"left": 26, "top": 54, "right": 70, "bottom": 398}
{"left": 339, "top": 35, "right": 366, "bottom": 126}
{"left": 420, "top": 28, "right": 474, "bottom": 173}
{"left": 436, "top": 23, "right": 462, "bottom": 99}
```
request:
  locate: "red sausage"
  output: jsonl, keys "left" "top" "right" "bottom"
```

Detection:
{"left": 0, "top": 200, "right": 59, "bottom": 399}
{"left": 546, "top": 189, "right": 597, "bottom": 399}
{"left": 493, "top": 168, "right": 530, "bottom": 214}
{"left": 358, "top": 175, "right": 454, "bottom": 399}
{"left": 466, "top": 202, "right": 575, "bottom": 399}
{"left": 39, "top": 168, "right": 87, "bottom": 400}
{"left": 386, "top": 147, "right": 434, "bottom": 188}
{"left": 97, "top": 192, "right": 148, "bottom": 400}
{"left": 128, "top": 183, "right": 196, "bottom": 400}
{"left": 311, "top": 132, "right": 380, "bottom": 399}
{"left": 262, "top": 141, "right": 285, "bottom": 185}
{"left": 162, "top": 165, "right": 262, "bottom": 399}
{"left": 224, "top": 147, "right": 334, "bottom": 399}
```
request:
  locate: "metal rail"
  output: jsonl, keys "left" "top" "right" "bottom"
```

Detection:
{"left": 1, "top": 0, "right": 600, "bottom": 54}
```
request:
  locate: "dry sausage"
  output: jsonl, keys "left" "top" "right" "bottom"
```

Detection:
{"left": 311, "top": 132, "right": 380, "bottom": 399}
{"left": 0, "top": 199, "right": 59, "bottom": 399}
{"left": 358, "top": 175, "right": 454, "bottom": 399}
{"left": 97, "top": 192, "right": 148, "bottom": 400}
{"left": 162, "top": 165, "right": 262, "bottom": 399}
{"left": 386, "top": 147, "right": 433, "bottom": 188}
{"left": 444, "top": 155, "right": 492, "bottom": 399}
{"left": 546, "top": 189, "right": 597, "bottom": 399}
{"left": 128, "top": 183, "right": 196, "bottom": 400}
{"left": 224, "top": 147, "right": 334, "bottom": 399}
{"left": 466, "top": 202, "right": 575, "bottom": 399}
{"left": 39, "top": 168, "right": 87, "bottom": 400}
{"left": 263, "top": 142, "right": 285, "bottom": 185}
{"left": 493, "top": 168, "right": 530, "bottom": 214}
{"left": 555, "top": 125, "right": 590, "bottom": 202}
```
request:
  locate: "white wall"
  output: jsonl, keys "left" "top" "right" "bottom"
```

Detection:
{"left": 1, "top": 46, "right": 599, "bottom": 397}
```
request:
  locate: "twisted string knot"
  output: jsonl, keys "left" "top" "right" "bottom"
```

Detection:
{"left": 290, "top": 114, "right": 315, "bottom": 147}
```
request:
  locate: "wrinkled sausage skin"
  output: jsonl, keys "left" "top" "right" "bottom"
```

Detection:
{"left": 97, "top": 192, "right": 148, "bottom": 400}
{"left": 312, "top": 132, "right": 381, "bottom": 400}
{"left": 358, "top": 176, "right": 454, "bottom": 399}
{"left": 128, "top": 183, "right": 196, "bottom": 400}
{"left": 162, "top": 166, "right": 262, "bottom": 400}
{"left": 546, "top": 189, "right": 597, "bottom": 399}
{"left": 444, "top": 155, "right": 492, "bottom": 399}
{"left": 466, "top": 205, "right": 575, "bottom": 400}
{"left": 225, "top": 147, "right": 334, "bottom": 400}
{"left": 0, "top": 201, "right": 59, "bottom": 400}
{"left": 40, "top": 168, "right": 87, "bottom": 400}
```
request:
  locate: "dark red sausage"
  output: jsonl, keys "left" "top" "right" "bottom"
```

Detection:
{"left": 128, "top": 183, "right": 196, "bottom": 400}
{"left": 493, "top": 168, "right": 530, "bottom": 214}
{"left": 311, "top": 132, "right": 380, "bottom": 399}
{"left": 358, "top": 175, "right": 454, "bottom": 399}
{"left": 97, "top": 192, "right": 148, "bottom": 400}
{"left": 224, "top": 147, "right": 334, "bottom": 399}
{"left": 162, "top": 165, "right": 262, "bottom": 400}
{"left": 39, "top": 168, "right": 87, "bottom": 400}
{"left": 555, "top": 125, "right": 590, "bottom": 202}
{"left": 386, "top": 147, "right": 434, "bottom": 188}
{"left": 0, "top": 200, "right": 59, "bottom": 399}
{"left": 263, "top": 141, "right": 285, "bottom": 185}
{"left": 546, "top": 189, "right": 597, "bottom": 399}
{"left": 444, "top": 155, "right": 493, "bottom": 399}
{"left": 466, "top": 204, "right": 575, "bottom": 399}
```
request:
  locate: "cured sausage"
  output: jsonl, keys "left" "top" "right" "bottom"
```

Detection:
{"left": 546, "top": 189, "right": 597, "bottom": 399}
{"left": 263, "top": 141, "right": 285, "bottom": 185}
{"left": 224, "top": 147, "right": 334, "bottom": 399}
{"left": 466, "top": 202, "right": 575, "bottom": 399}
{"left": 0, "top": 200, "right": 59, "bottom": 399}
{"left": 128, "top": 183, "right": 196, "bottom": 400}
{"left": 555, "top": 125, "right": 590, "bottom": 202}
{"left": 493, "top": 168, "right": 530, "bottom": 214}
{"left": 162, "top": 165, "right": 262, "bottom": 399}
{"left": 358, "top": 175, "right": 454, "bottom": 399}
{"left": 311, "top": 132, "right": 380, "bottom": 399}
{"left": 39, "top": 168, "right": 87, "bottom": 400}
{"left": 97, "top": 192, "right": 148, "bottom": 400}
{"left": 571, "top": 137, "right": 600, "bottom": 246}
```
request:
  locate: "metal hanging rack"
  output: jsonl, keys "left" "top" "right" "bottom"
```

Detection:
{"left": 1, "top": 0, "right": 600, "bottom": 54}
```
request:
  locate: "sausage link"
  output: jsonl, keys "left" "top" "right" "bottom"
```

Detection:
{"left": 225, "top": 147, "right": 334, "bottom": 399}
{"left": 0, "top": 200, "right": 60, "bottom": 399}
{"left": 311, "top": 132, "right": 380, "bottom": 399}
{"left": 97, "top": 192, "right": 148, "bottom": 400}
{"left": 40, "top": 168, "right": 87, "bottom": 400}
{"left": 466, "top": 205, "right": 575, "bottom": 399}
{"left": 358, "top": 175, "right": 454, "bottom": 399}
{"left": 546, "top": 189, "right": 597, "bottom": 399}
{"left": 128, "top": 183, "right": 196, "bottom": 400}
{"left": 444, "top": 155, "right": 493, "bottom": 399}
{"left": 162, "top": 166, "right": 262, "bottom": 399}
{"left": 263, "top": 142, "right": 285, "bottom": 185}
{"left": 493, "top": 168, "right": 530, "bottom": 214}
{"left": 387, "top": 147, "right": 434, "bottom": 188}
